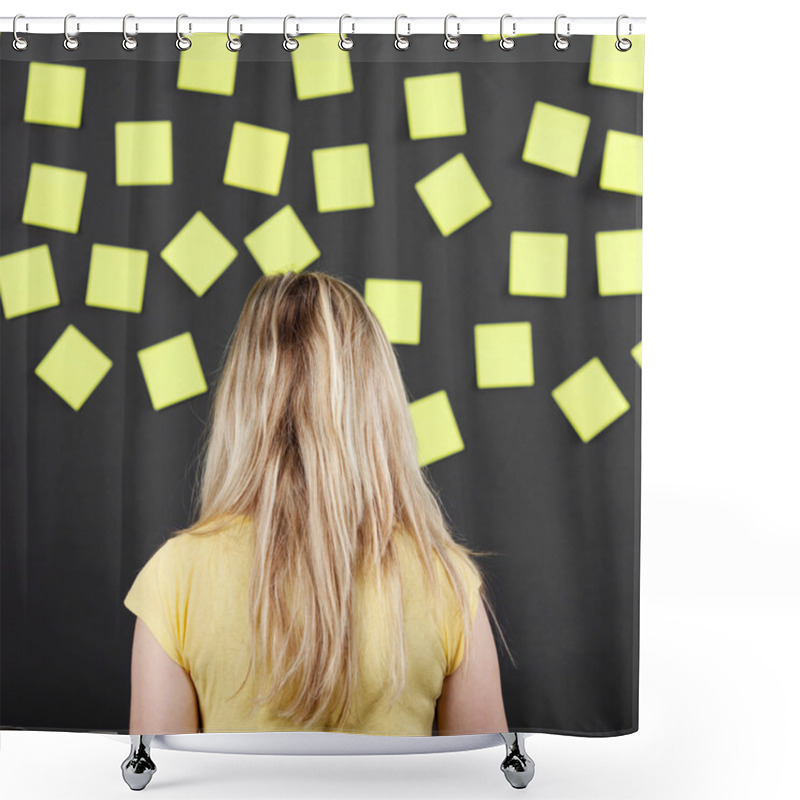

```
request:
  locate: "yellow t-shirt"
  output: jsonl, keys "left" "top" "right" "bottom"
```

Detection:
{"left": 123, "top": 517, "right": 482, "bottom": 735}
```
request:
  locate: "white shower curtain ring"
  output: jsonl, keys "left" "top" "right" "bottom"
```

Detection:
{"left": 122, "top": 15, "right": 138, "bottom": 51}
{"left": 227, "top": 15, "right": 242, "bottom": 51}
{"left": 339, "top": 14, "right": 354, "bottom": 50}
{"left": 12, "top": 14, "right": 28, "bottom": 51}
{"left": 176, "top": 14, "right": 192, "bottom": 50}
{"left": 615, "top": 15, "right": 632, "bottom": 51}
{"left": 553, "top": 14, "right": 570, "bottom": 51}
{"left": 283, "top": 15, "right": 299, "bottom": 51}
{"left": 443, "top": 14, "right": 460, "bottom": 50}
{"left": 64, "top": 13, "right": 80, "bottom": 50}
{"left": 499, "top": 14, "right": 516, "bottom": 50}
{"left": 394, "top": 15, "right": 411, "bottom": 50}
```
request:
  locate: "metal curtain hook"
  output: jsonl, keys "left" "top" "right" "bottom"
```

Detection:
{"left": 122, "top": 14, "right": 138, "bottom": 51}
{"left": 499, "top": 13, "right": 515, "bottom": 50}
{"left": 176, "top": 13, "right": 192, "bottom": 50}
{"left": 394, "top": 14, "right": 410, "bottom": 50}
{"left": 339, "top": 14, "right": 354, "bottom": 50}
{"left": 553, "top": 14, "right": 570, "bottom": 51}
{"left": 443, "top": 14, "right": 460, "bottom": 50}
{"left": 12, "top": 14, "right": 28, "bottom": 51}
{"left": 227, "top": 15, "right": 242, "bottom": 51}
{"left": 283, "top": 15, "right": 299, "bottom": 50}
{"left": 64, "top": 13, "right": 79, "bottom": 50}
{"left": 616, "top": 14, "right": 632, "bottom": 51}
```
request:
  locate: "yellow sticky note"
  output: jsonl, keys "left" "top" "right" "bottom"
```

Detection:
{"left": 244, "top": 205, "right": 321, "bottom": 275}
{"left": 160, "top": 211, "right": 238, "bottom": 297}
{"left": 22, "top": 162, "right": 87, "bottom": 233}
{"left": 415, "top": 153, "right": 492, "bottom": 237}
{"left": 482, "top": 32, "right": 536, "bottom": 41}
{"left": 34, "top": 324, "right": 113, "bottom": 411}
{"left": 85, "top": 243, "right": 148, "bottom": 312}
{"left": 24, "top": 62, "right": 86, "bottom": 128}
{"left": 551, "top": 357, "right": 630, "bottom": 443}
{"left": 364, "top": 278, "right": 422, "bottom": 345}
{"left": 588, "top": 35, "right": 645, "bottom": 93}
{"left": 596, "top": 229, "right": 642, "bottom": 295}
{"left": 223, "top": 121, "right": 290, "bottom": 196}
{"left": 474, "top": 322, "right": 534, "bottom": 389}
{"left": 404, "top": 72, "right": 466, "bottom": 140}
{"left": 509, "top": 231, "right": 568, "bottom": 297}
{"left": 312, "top": 144, "right": 374, "bottom": 212}
{"left": 631, "top": 341, "right": 642, "bottom": 367}
{"left": 115, "top": 121, "right": 173, "bottom": 186}
{"left": 0, "top": 244, "right": 60, "bottom": 319}
{"left": 599, "top": 130, "right": 643, "bottom": 195}
{"left": 409, "top": 390, "right": 465, "bottom": 467}
{"left": 291, "top": 33, "right": 354, "bottom": 100}
{"left": 137, "top": 332, "right": 207, "bottom": 411}
{"left": 177, "top": 32, "right": 238, "bottom": 96}
{"left": 522, "top": 101, "right": 591, "bottom": 177}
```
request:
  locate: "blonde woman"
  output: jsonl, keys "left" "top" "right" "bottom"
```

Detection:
{"left": 124, "top": 271, "right": 513, "bottom": 737}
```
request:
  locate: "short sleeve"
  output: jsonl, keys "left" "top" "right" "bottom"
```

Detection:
{"left": 123, "top": 538, "right": 186, "bottom": 669}
{"left": 443, "top": 557, "right": 483, "bottom": 676}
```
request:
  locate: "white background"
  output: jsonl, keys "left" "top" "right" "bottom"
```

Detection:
{"left": 2, "top": 1, "right": 798, "bottom": 798}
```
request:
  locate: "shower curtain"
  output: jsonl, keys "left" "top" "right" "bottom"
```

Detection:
{"left": 0, "top": 27, "right": 644, "bottom": 736}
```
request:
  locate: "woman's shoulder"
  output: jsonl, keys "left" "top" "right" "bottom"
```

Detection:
{"left": 157, "top": 515, "right": 251, "bottom": 560}
{"left": 176, "top": 514, "right": 251, "bottom": 541}
{"left": 393, "top": 531, "right": 482, "bottom": 599}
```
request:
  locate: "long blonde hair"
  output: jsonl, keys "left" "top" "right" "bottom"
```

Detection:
{"left": 170, "top": 271, "right": 513, "bottom": 730}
